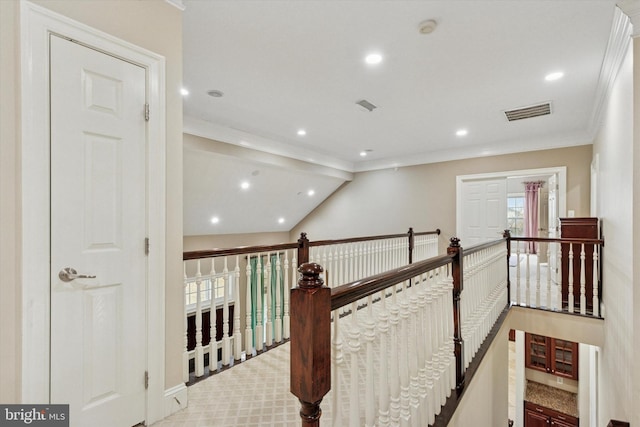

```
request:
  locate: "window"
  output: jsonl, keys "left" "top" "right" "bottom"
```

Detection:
{"left": 185, "top": 272, "right": 235, "bottom": 313}
{"left": 507, "top": 195, "right": 525, "bottom": 236}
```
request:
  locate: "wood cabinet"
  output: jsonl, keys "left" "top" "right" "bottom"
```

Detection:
{"left": 559, "top": 217, "right": 598, "bottom": 311}
{"left": 525, "top": 333, "right": 579, "bottom": 380}
{"left": 525, "top": 401, "right": 579, "bottom": 427}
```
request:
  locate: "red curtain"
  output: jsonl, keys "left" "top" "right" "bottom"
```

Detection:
{"left": 524, "top": 181, "right": 544, "bottom": 254}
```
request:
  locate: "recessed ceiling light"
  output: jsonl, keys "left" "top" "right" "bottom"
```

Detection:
{"left": 210, "top": 216, "right": 219, "bottom": 224}
{"left": 360, "top": 151, "right": 368, "bottom": 157}
{"left": 456, "top": 129, "right": 468, "bottom": 137}
{"left": 207, "top": 89, "right": 224, "bottom": 97}
{"left": 365, "top": 53, "right": 383, "bottom": 65}
{"left": 545, "top": 71, "right": 564, "bottom": 82}
{"left": 297, "top": 129, "right": 307, "bottom": 136}
{"left": 180, "top": 88, "right": 189, "bottom": 96}
{"left": 278, "top": 217, "right": 285, "bottom": 224}
{"left": 307, "top": 189, "right": 315, "bottom": 196}
{"left": 240, "top": 181, "right": 250, "bottom": 190}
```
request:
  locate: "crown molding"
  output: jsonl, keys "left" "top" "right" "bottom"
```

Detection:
{"left": 164, "top": 0, "right": 185, "bottom": 11}
{"left": 618, "top": 0, "right": 640, "bottom": 36}
{"left": 586, "top": 6, "right": 632, "bottom": 139}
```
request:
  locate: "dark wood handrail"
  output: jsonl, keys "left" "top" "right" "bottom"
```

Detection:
{"left": 183, "top": 228, "right": 440, "bottom": 261}
{"left": 183, "top": 242, "right": 298, "bottom": 260}
{"left": 308, "top": 228, "right": 440, "bottom": 247}
{"left": 509, "top": 236, "right": 604, "bottom": 246}
{"left": 462, "top": 237, "right": 507, "bottom": 256}
{"left": 330, "top": 253, "right": 454, "bottom": 310}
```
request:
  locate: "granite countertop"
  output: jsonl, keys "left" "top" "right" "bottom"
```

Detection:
{"left": 525, "top": 380, "right": 578, "bottom": 418}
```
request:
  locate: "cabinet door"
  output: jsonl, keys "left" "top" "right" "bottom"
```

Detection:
{"left": 525, "top": 408, "right": 549, "bottom": 427}
{"left": 551, "top": 338, "right": 579, "bottom": 380}
{"left": 525, "top": 333, "right": 549, "bottom": 373}
{"left": 551, "top": 416, "right": 579, "bottom": 427}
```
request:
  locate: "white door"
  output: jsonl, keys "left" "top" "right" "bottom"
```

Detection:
{"left": 50, "top": 35, "right": 147, "bottom": 427}
{"left": 460, "top": 178, "right": 507, "bottom": 246}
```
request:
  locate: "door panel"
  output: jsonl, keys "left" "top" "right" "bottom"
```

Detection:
{"left": 50, "top": 35, "right": 147, "bottom": 427}
{"left": 461, "top": 178, "right": 507, "bottom": 245}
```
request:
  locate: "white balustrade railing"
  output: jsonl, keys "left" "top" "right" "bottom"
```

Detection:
{"left": 508, "top": 238, "right": 602, "bottom": 317}
{"left": 182, "top": 248, "right": 298, "bottom": 381}
{"left": 330, "top": 265, "right": 454, "bottom": 426}
{"left": 183, "top": 230, "right": 441, "bottom": 382}
{"left": 461, "top": 242, "right": 508, "bottom": 369}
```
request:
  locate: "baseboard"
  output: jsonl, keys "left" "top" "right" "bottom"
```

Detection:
{"left": 163, "top": 383, "right": 188, "bottom": 418}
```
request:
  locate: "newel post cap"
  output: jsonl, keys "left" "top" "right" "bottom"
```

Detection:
{"left": 298, "top": 262, "right": 324, "bottom": 289}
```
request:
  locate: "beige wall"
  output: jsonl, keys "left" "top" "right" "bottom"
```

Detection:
{"left": 184, "top": 232, "right": 291, "bottom": 252}
{"left": 1, "top": 0, "right": 184, "bottom": 397}
{"left": 592, "top": 42, "right": 634, "bottom": 425}
{"left": 448, "top": 320, "right": 510, "bottom": 427}
{"left": 292, "top": 145, "right": 592, "bottom": 246}
{"left": 0, "top": 0, "right": 21, "bottom": 404}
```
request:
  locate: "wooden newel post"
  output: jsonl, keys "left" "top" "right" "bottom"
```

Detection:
{"left": 298, "top": 232, "right": 310, "bottom": 265}
{"left": 290, "top": 262, "right": 331, "bottom": 427}
{"left": 447, "top": 237, "right": 465, "bottom": 395}
{"left": 503, "top": 229, "right": 511, "bottom": 303}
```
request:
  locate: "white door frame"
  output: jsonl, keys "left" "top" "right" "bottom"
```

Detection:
{"left": 456, "top": 166, "right": 567, "bottom": 239}
{"left": 20, "top": 1, "right": 166, "bottom": 423}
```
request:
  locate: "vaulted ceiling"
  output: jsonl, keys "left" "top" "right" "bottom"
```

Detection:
{"left": 181, "top": 0, "right": 619, "bottom": 236}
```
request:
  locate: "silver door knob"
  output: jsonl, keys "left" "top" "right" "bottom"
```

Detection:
{"left": 58, "top": 267, "right": 96, "bottom": 282}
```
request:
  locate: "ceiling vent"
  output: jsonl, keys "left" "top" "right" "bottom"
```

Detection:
{"left": 504, "top": 102, "right": 551, "bottom": 122}
{"left": 356, "top": 99, "right": 377, "bottom": 112}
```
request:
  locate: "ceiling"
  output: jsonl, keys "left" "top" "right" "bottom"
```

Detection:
{"left": 181, "top": 0, "right": 619, "bottom": 236}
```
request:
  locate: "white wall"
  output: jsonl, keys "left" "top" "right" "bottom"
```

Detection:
{"left": 592, "top": 41, "right": 634, "bottom": 425}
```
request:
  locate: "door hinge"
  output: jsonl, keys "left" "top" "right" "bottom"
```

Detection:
{"left": 144, "top": 371, "right": 149, "bottom": 390}
{"left": 144, "top": 103, "right": 150, "bottom": 121}
{"left": 145, "top": 237, "right": 150, "bottom": 255}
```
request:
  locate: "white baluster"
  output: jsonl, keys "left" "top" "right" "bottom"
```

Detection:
{"left": 546, "top": 244, "right": 552, "bottom": 309}
{"left": 525, "top": 247, "right": 530, "bottom": 307}
{"left": 408, "top": 284, "right": 421, "bottom": 426}
{"left": 194, "top": 260, "right": 204, "bottom": 377}
{"left": 265, "top": 253, "right": 273, "bottom": 347}
{"left": 222, "top": 257, "right": 231, "bottom": 366}
{"left": 275, "top": 253, "right": 282, "bottom": 343}
{"left": 233, "top": 256, "right": 242, "bottom": 360}
{"left": 348, "top": 302, "right": 361, "bottom": 427}
{"left": 515, "top": 244, "right": 521, "bottom": 305}
{"left": 557, "top": 244, "right": 563, "bottom": 312}
{"left": 283, "top": 251, "right": 290, "bottom": 339}
{"left": 580, "top": 243, "right": 586, "bottom": 315}
{"left": 535, "top": 247, "right": 541, "bottom": 308}
{"left": 415, "top": 272, "right": 429, "bottom": 424}
{"left": 593, "top": 245, "right": 599, "bottom": 317}
{"left": 332, "top": 311, "right": 344, "bottom": 427}
{"left": 255, "top": 255, "right": 263, "bottom": 352}
{"left": 378, "top": 289, "right": 390, "bottom": 427}
{"left": 399, "top": 283, "right": 411, "bottom": 427}
{"left": 568, "top": 245, "right": 574, "bottom": 313}
{"left": 364, "top": 296, "right": 376, "bottom": 427}
{"left": 245, "top": 254, "right": 254, "bottom": 356}
{"left": 183, "top": 263, "right": 189, "bottom": 383}
{"left": 389, "top": 291, "right": 401, "bottom": 424}
{"left": 209, "top": 258, "right": 217, "bottom": 371}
